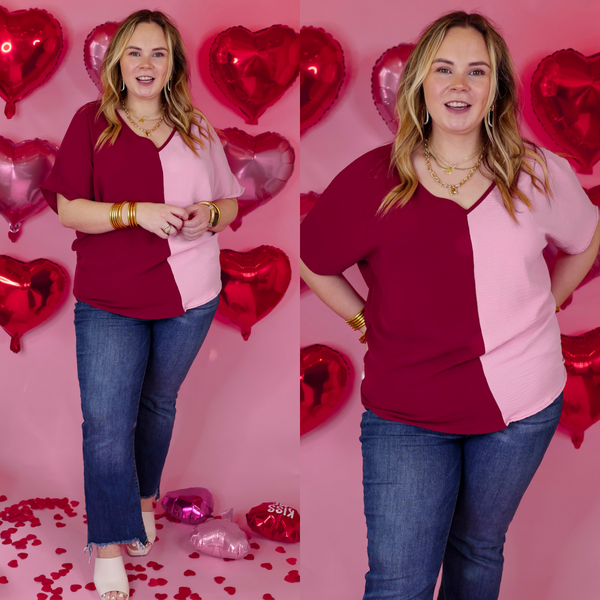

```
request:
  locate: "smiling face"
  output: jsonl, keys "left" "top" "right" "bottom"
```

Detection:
{"left": 119, "top": 22, "right": 169, "bottom": 106}
{"left": 422, "top": 26, "right": 492, "bottom": 139}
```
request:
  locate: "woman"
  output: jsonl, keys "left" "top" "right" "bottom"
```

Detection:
{"left": 301, "top": 11, "right": 600, "bottom": 600}
{"left": 42, "top": 10, "right": 243, "bottom": 600}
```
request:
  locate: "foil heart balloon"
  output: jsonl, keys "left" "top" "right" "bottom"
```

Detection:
{"left": 301, "top": 344, "right": 350, "bottom": 435}
{"left": 161, "top": 487, "right": 214, "bottom": 525}
{"left": 542, "top": 185, "right": 600, "bottom": 308}
{"left": 84, "top": 22, "right": 119, "bottom": 92}
{"left": 246, "top": 502, "right": 300, "bottom": 543}
{"left": 0, "top": 255, "right": 68, "bottom": 353}
{"left": 532, "top": 50, "right": 600, "bottom": 174}
{"left": 371, "top": 44, "right": 415, "bottom": 134}
{"left": 218, "top": 128, "right": 295, "bottom": 231}
{"left": 218, "top": 246, "right": 291, "bottom": 340}
{"left": 0, "top": 137, "right": 58, "bottom": 242}
{"left": 190, "top": 509, "right": 250, "bottom": 559}
{"left": 0, "top": 6, "right": 63, "bottom": 118}
{"left": 300, "top": 192, "right": 320, "bottom": 292}
{"left": 300, "top": 27, "right": 345, "bottom": 133}
{"left": 559, "top": 329, "right": 600, "bottom": 448}
{"left": 209, "top": 25, "right": 300, "bottom": 124}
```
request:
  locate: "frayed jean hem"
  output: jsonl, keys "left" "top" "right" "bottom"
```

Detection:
{"left": 83, "top": 537, "right": 146, "bottom": 561}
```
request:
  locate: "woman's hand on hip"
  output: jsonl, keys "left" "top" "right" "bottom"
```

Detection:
{"left": 180, "top": 203, "right": 212, "bottom": 241}
{"left": 136, "top": 203, "right": 187, "bottom": 239}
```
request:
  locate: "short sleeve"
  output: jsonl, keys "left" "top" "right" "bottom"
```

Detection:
{"left": 207, "top": 123, "right": 244, "bottom": 201}
{"left": 536, "top": 152, "right": 599, "bottom": 254}
{"left": 41, "top": 104, "right": 96, "bottom": 213}
{"left": 301, "top": 147, "right": 389, "bottom": 276}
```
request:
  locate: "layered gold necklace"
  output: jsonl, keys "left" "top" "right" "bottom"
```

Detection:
{"left": 424, "top": 139, "right": 483, "bottom": 196}
{"left": 429, "top": 144, "right": 482, "bottom": 174}
{"left": 122, "top": 103, "right": 165, "bottom": 137}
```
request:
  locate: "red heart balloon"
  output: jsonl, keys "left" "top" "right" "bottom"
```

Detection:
{"left": 0, "top": 255, "right": 68, "bottom": 353}
{"left": 300, "top": 192, "right": 320, "bottom": 292}
{"left": 246, "top": 502, "right": 300, "bottom": 543}
{"left": 83, "top": 22, "right": 119, "bottom": 92}
{"left": 560, "top": 329, "right": 600, "bottom": 448}
{"left": 218, "top": 128, "right": 295, "bottom": 231}
{"left": 300, "top": 27, "right": 345, "bottom": 133}
{"left": 300, "top": 344, "right": 350, "bottom": 435}
{"left": 0, "top": 6, "right": 63, "bottom": 118}
{"left": 218, "top": 246, "right": 291, "bottom": 340}
{"left": 209, "top": 25, "right": 300, "bottom": 124}
{"left": 371, "top": 44, "right": 415, "bottom": 134}
{"left": 532, "top": 49, "right": 600, "bottom": 174}
{"left": 0, "top": 137, "right": 58, "bottom": 242}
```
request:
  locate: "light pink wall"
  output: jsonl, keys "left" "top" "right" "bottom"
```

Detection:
{"left": 0, "top": 0, "right": 299, "bottom": 526}
{"left": 300, "top": 1, "right": 600, "bottom": 599}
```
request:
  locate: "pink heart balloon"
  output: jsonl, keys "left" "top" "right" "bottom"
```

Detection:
{"left": 83, "top": 22, "right": 119, "bottom": 92}
{"left": 371, "top": 44, "right": 415, "bottom": 134}
{"left": 190, "top": 509, "right": 250, "bottom": 559}
{"left": 0, "top": 137, "right": 58, "bottom": 242}
{"left": 161, "top": 487, "right": 214, "bottom": 525}
{"left": 218, "top": 128, "right": 295, "bottom": 231}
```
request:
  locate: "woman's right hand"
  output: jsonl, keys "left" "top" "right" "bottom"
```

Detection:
{"left": 136, "top": 202, "right": 188, "bottom": 239}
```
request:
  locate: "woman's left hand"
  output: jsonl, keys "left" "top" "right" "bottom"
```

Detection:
{"left": 180, "top": 203, "right": 212, "bottom": 241}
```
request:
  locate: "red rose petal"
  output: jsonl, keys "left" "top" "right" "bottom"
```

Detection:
{"left": 0, "top": 576, "right": 8, "bottom": 584}
{"left": 275, "top": 547, "right": 286, "bottom": 553}
{"left": 184, "top": 570, "right": 195, "bottom": 576}
{"left": 188, "top": 552, "right": 200, "bottom": 559}
{"left": 224, "top": 587, "right": 236, "bottom": 596}
{"left": 155, "top": 595, "right": 167, "bottom": 600}
{"left": 263, "top": 595, "right": 275, "bottom": 600}
{"left": 85, "top": 582, "right": 96, "bottom": 590}
{"left": 18, "top": 552, "right": 28, "bottom": 559}
{"left": 261, "top": 563, "right": 273, "bottom": 570}
{"left": 8, "top": 560, "right": 18, "bottom": 567}
{"left": 243, "top": 553, "right": 255, "bottom": 561}
{"left": 286, "top": 558, "right": 297, "bottom": 565}
{"left": 70, "top": 584, "right": 82, "bottom": 592}
{"left": 250, "top": 542, "right": 260, "bottom": 549}
{"left": 55, "top": 523, "right": 66, "bottom": 528}
{"left": 214, "top": 576, "right": 226, "bottom": 584}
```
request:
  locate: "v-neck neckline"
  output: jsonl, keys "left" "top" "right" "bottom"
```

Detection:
{"left": 116, "top": 111, "right": 177, "bottom": 151}
{"left": 417, "top": 180, "right": 496, "bottom": 214}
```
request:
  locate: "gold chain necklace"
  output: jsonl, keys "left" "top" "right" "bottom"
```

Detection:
{"left": 124, "top": 104, "right": 163, "bottom": 124}
{"left": 122, "top": 103, "right": 165, "bottom": 137}
{"left": 424, "top": 139, "right": 483, "bottom": 196}
{"left": 428, "top": 143, "right": 482, "bottom": 174}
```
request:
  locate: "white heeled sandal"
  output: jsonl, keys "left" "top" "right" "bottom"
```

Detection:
{"left": 94, "top": 554, "right": 129, "bottom": 599}
{"left": 126, "top": 511, "right": 156, "bottom": 557}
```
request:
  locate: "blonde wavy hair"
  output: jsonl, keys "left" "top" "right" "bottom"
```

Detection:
{"left": 96, "top": 9, "right": 212, "bottom": 154}
{"left": 380, "top": 11, "right": 551, "bottom": 220}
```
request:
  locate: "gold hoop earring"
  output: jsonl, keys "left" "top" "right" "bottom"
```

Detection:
{"left": 424, "top": 108, "right": 430, "bottom": 125}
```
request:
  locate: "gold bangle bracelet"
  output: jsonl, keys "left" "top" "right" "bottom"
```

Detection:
{"left": 199, "top": 201, "right": 221, "bottom": 228}
{"left": 127, "top": 202, "right": 138, "bottom": 228}
{"left": 346, "top": 307, "right": 366, "bottom": 331}
{"left": 210, "top": 202, "right": 221, "bottom": 228}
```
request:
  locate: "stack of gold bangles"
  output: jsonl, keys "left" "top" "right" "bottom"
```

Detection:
{"left": 109, "top": 201, "right": 139, "bottom": 230}
{"left": 346, "top": 307, "right": 367, "bottom": 344}
{"left": 198, "top": 201, "right": 221, "bottom": 229}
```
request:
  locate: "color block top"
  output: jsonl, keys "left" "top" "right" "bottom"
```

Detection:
{"left": 301, "top": 144, "right": 599, "bottom": 434}
{"left": 42, "top": 102, "right": 244, "bottom": 319}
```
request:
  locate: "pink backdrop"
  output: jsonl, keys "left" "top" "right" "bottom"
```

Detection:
{"left": 0, "top": 1, "right": 299, "bottom": 598}
{"left": 300, "top": 1, "right": 600, "bottom": 599}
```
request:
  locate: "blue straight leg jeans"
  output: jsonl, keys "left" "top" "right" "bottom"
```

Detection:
{"left": 74, "top": 296, "right": 219, "bottom": 551}
{"left": 360, "top": 394, "right": 563, "bottom": 600}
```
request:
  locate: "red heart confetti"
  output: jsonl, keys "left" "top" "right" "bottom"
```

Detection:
{"left": 275, "top": 547, "right": 286, "bottom": 553}
{"left": 32, "top": 540, "right": 42, "bottom": 546}
{"left": 188, "top": 552, "right": 200, "bottom": 559}
{"left": 8, "top": 560, "right": 18, "bottom": 567}
{"left": 62, "top": 563, "right": 72, "bottom": 570}
{"left": 0, "top": 576, "right": 8, "bottom": 584}
{"left": 155, "top": 523, "right": 164, "bottom": 530}
{"left": 286, "top": 558, "right": 297, "bottom": 565}
{"left": 55, "top": 523, "right": 66, "bottom": 528}
{"left": 148, "top": 578, "right": 167, "bottom": 587}
{"left": 155, "top": 595, "right": 167, "bottom": 600}
{"left": 134, "top": 564, "right": 146, "bottom": 572}
{"left": 224, "top": 587, "right": 236, "bottom": 596}
{"left": 18, "top": 552, "right": 28, "bottom": 559}
{"left": 214, "top": 576, "right": 226, "bottom": 584}
{"left": 125, "top": 563, "right": 135, "bottom": 570}
{"left": 53, "top": 515, "right": 63, "bottom": 520}
{"left": 284, "top": 569, "right": 300, "bottom": 583}
{"left": 263, "top": 595, "right": 275, "bottom": 600}
{"left": 127, "top": 574, "right": 138, "bottom": 583}
{"left": 223, "top": 558, "right": 235, "bottom": 562}
{"left": 190, "top": 594, "right": 202, "bottom": 600}
{"left": 0, "top": 495, "right": 7, "bottom": 502}
{"left": 70, "top": 501, "right": 79, "bottom": 507}
{"left": 184, "top": 570, "right": 196, "bottom": 576}
{"left": 130, "top": 590, "right": 136, "bottom": 597}
{"left": 250, "top": 543, "right": 260, "bottom": 549}
{"left": 137, "top": 573, "right": 148, "bottom": 581}
{"left": 70, "top": 584, "right": 82, "bottom": 592}
{"left": 50, "top": 572, "right": 60, "bottom": 580}
{"left": 147, "top": 561, "right": 165, "bottom": 570}
{"left": 55, "top": 548, "right": 65, "bottom": 554}
{"left": 261, "top": 563, "right": 273, "bottom": 570}
{"left": 243, "top": 554, "right": 255, "bottom": 561}
{"left": 85, "top": 582, "right": 96, "bottom": 590}
{"left": 37, "top": 594, "right": 47, "bottom": 600}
